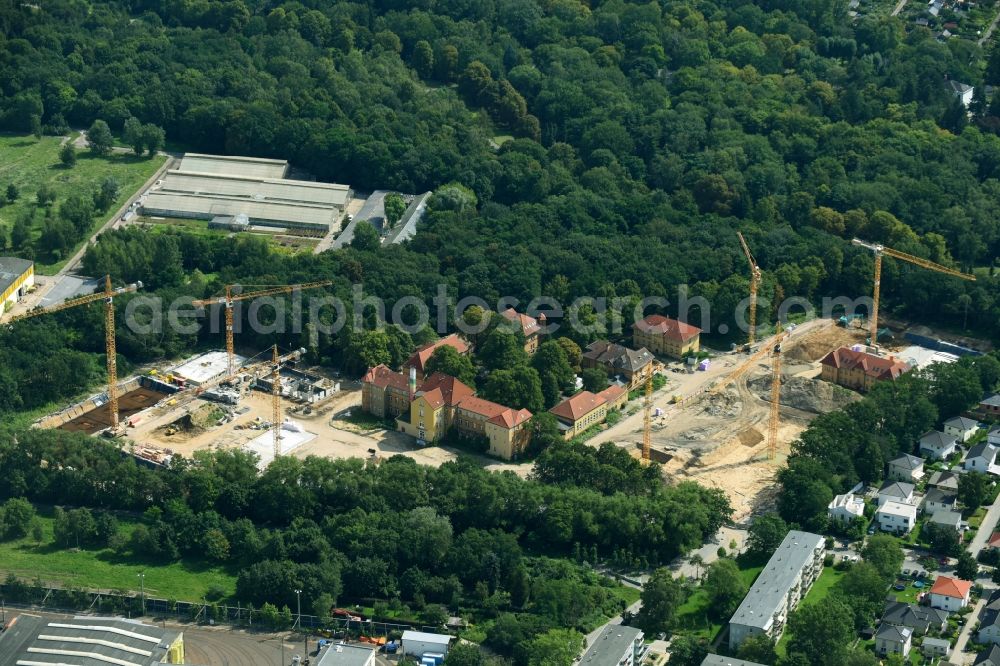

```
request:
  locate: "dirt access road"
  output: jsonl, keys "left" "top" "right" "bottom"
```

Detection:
{"left": 588, "top": 318, "right": 860, "bottom": 520}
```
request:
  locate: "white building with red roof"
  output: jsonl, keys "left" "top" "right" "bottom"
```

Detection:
{"left": 632, "top": 314, "right": 701, "bottom": 359}
{"left": 928, "top": 576, "right": 972, "bottom": 612}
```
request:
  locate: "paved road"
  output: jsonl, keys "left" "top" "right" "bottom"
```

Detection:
{"left": 968, "top": 497, "right": 1000, "bottom": 556}
{"left": 980, "top": 6, "right": 1000, "bottom": 46}
{"left": 890, "top": 0, "right": 907, "bottom": 16}
{"left": 670, "top": 526, "right": 748, "bottom": 580}
{"left": 952, "top": 597, "right": 985, "bottom": 663}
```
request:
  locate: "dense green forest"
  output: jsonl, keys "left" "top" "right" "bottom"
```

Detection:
{"left": 1, "top": 0, "right": 1000, "bottom": 349}
{"left": 0, "top": 430, "right": 729, "bottom": 663}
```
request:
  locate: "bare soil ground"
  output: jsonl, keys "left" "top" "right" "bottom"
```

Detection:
{"left": 589, "top": 319, "right": 863, "bottom": 522}
{"left": 60, "top": 386, "right": 169, "bottom": 434}
{"left": 126, "top": 384, "right": 524, "bottom": 474}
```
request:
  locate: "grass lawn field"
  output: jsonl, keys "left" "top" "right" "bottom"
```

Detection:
{"left": 776, "top": 565, "right": 846, "bottom": 656}
{"left": 0, "top": 509, "right": 236, "bottom": 602}
{"left": 674, "top": 563, "right": 763, "bottom": 641}
{"left": 0, "top": 133, "right": 165, "bottom": 274}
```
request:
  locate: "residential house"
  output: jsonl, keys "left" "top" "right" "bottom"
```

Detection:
{"left": 881, "top": 598, "right": 949, "bottom": 635}
{"left": 875, "top": 624, "right": 912, "bottom": 659}
{"left": 979, "top": 395, "right": 1000, "bottom": 422}
{"left": 989, "top": 426, "right": 1000, "bottom": 446}
{"left": 927, "top": 469, "right": 960, "bottom": 492}
{"left": 876, "top": 500, "right": 917, "bottom": 535}
{"left": 828, "top": 493, "right": 865, "bottom": 523}
{"left": 632, "top": 314, "right": 701, "bottom": 359}
{"left": 728, "top": 531, "right": 825, "bottom": 649}
{"left": 977, "top": 589, "right": 1000, "bottom": 645}
{"left": 878, "top": 480, "right": 916, "bottom": 507}
{"left": 919, "top": 431, "right": 958, "bottom": 461}
{"left": 361, "top": 364, "right": 412, "bottom": 418}
{"left": 580, "top": 340, "right": 655, "bottom": 388}
{"left": 948, "top": 79, "right": 975, "bottom": 106}
{"left": 499, "top": 308, "right": 543, "bottom": 355}
{"left": 966, "top": 442, "right": 1000, "bottom": 474}
{"left": 579, "top": 625, "right": 644, "bottom": 666}
{"left": 548, "top": 385, "right": 627, "bottom": 440}
{"left": 403, "top": 334, "right": 470, "bottom": 381}
{"left": 888, "top": 453, "right": 925, "bottom": 483}
{"left": 922, "top": 637, "right": 951, "bottom": 659}
{"left": 989, "top": 532, "right": 1000, "bottom": 551}
{"left": 929, "top": 576, "right": 973, "bottom": 612}
{"left": 928, "top": 509, "right": 963, "bottom": 535}
{"left": 922, "top": 488, "right": 959, "bottom": 515}
{"left": 819, "top": 347, "right": 910, "bottom": 392}
{"left": 945, "top": 416, "right": 980, "bottom": 442}
{"left": 976, "top": 645, "right": 1000, "bottom": 666}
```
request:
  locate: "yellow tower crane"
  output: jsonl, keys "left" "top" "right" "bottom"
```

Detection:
{"left": 6, "top": 275, "right": 141, "bottom": 433}
{"left": 737, "top": 231, "right": 762, "bottom": 346}
{"left": 851, "top": 239, "right": 975, "bottom": 345}
{"left": 642, "top": 373, "right": 652, "bottom": 461}
{"left": 192, "top": 281, "right": 332, "bottom": 377}
{"left": 767, "top": 326, "right": 785, "bottom": 461}
{"left": 272, "top": 344, "right": 282, "bottom": 461}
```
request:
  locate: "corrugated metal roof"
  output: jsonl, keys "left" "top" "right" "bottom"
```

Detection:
{"left": 143, "top": 192, "right": 336, "bottom": 228}
{"left": 0, "top": 615, "right": 179, "bottom": 666}
{"left": 160, "top": 170, "right": 349, "bottom": 207}
{"left": 0, "top": 257, "right": 33, "bottom": 295}
{"left": 178, "top": 153, "right": 288, "bottom": 179}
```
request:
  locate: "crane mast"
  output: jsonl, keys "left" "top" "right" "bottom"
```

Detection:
{"left": 272, "top": 344, "right": 282, "bottom": 461}
{"left": 737, "top": 232, "right": 762, "bottom": 345}
{"left": 851, "top": 238, "right": 975, "bottom": 345}
{"left": 6, "top": 275, "right": 140, "bottom": 433}
{"left": 768, "top": 329, "right": 783, "bottom": 461}
{"left": 192, "top": 281, "right": 331, "bottom": 377}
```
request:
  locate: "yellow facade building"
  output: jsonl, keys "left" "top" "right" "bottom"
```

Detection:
{"left": 0, "top": 257, "right": 34, "bottom": 314}
{"left": 364, "top": 369, "right": 533, "bottom": 460}
{"left": 632, "top": 314, "right": 700, "bottom": 359}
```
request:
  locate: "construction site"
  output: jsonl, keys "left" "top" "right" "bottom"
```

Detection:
{"left": 8, "top": 236, "right": 991, "bottom": 516}
{"left": 593, "top": 235, "right": 986, "bottom": 521}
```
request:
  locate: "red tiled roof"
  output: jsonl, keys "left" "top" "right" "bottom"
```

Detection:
{"left": 929, "top": 576, "right": 972, "bottom": 599}
{"left": 488, "top": 408, "right": 532, "bottom": 429}
{"left": 418, "top": 388, "right": 445, "bottom": 409}
{"left": 633, "top": 315, "right": 701, "bottom": 342}
{"left": 501, "top": 308, "right": 541, "bottom": 337}
{"left": 989, "top": 532, "right": 1000, "bottom": 549}
{"left": 362, "top": 364, "right": 409, "bottom": 391}
{"left": 456, "top": 395, "right": 509, "bottom": 419}
{"left": 405, "top": 334, "right": 470, "bottom": 375}
{"left": 820, "top": 347, "right": 910, "bottom": 381}
{"left": 419, "top": 372, "right": 474, "bottom": 407}
{"left": 549, "top": 391, "right": 606, "bottom": 422}
{"left": 596, "top": 385, "right": 627, "bottom": 403}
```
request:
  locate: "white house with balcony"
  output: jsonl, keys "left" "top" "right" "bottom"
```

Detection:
{"left": 876, "top": 500, "right": 918, "bottom": 535}
{"left": 828, "top": 493, "right": 865, "bottom": 523}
